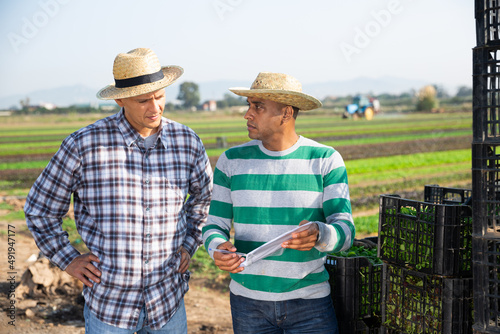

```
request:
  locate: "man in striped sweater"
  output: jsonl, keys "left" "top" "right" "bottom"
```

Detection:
{"left": 202, "top": 72, "right": 355, "bottom": 334}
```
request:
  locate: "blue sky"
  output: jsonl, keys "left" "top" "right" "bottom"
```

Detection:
{"left": 0, "top": 0, "right": 474, "bottom": 99}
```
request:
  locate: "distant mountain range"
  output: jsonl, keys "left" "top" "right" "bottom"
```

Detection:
{"left": 0, "top": 76, "right": 439, "bottom": 110}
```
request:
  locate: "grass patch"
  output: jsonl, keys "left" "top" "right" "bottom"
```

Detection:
{"left": 0, "top": 134, "right": 69, "bottom": 143}
{"left": 321, "top": 130, "right": 471, "bottom": 147}
{"left": 2, "top": 208, "right": 25, "bottom": 222}
{"left": 0, "top": 161, "right": 49, "bottom": 170}
{"left": 354, "top": 214, "right": 380, "bottom": 235}
{"left": 346, "top": 149, "right": 470, "bottom": 174}
{"left": 0, "top": 202, "right": 13, "bottom": 210}
{"left": 61, "top": 217, "right": 88, "bottom": 252}
{"left": 191, "top": 246, "right": 227, "bottom": 282}
{"left": 1, "top": 189, "right": 30, "bottom": 197}
{"left": 0, "top": 141, "right": 64, "bottom": 151}
{"left": 348, "top": 162, "right": 471, "bottom": 186}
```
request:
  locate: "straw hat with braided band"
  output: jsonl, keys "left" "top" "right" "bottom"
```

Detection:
{"left": 229, "top": 72, "right": 322, "bottom": 111}
{"left": 97, "top": 48, "right": 183, "bottom": 100}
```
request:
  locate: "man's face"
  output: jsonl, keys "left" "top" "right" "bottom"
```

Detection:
{"left": 244, "top": 97, "right": 286, "bottom": 143}
{"left": 115, "top": 89, "right": 166, "bottom": 137}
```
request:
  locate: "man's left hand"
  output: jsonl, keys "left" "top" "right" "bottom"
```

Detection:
{"left": 281, "top": 220, "right": 319, "bottom": 251}
{"left": 178, "top": 246, "right": 191, "bottom": 273}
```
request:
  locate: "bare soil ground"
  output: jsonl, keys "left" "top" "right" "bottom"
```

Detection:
{"left": 0, "top": 198, "right": 233, "bottom": 334}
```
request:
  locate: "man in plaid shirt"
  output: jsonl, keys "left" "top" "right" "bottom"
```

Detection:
{"left": 24, "top": 48, "right": 213, "bottom": 333}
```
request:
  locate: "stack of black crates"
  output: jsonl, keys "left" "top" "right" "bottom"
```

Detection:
{"left": 377, "top": 185, "right": 474, "bottom": 333}
{"left": 474, "top": 1, "right": 500, "bottom": 332}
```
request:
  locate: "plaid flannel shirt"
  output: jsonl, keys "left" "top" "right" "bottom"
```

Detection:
{"left": 24, "top": 110, "right": 213, "bottom": 330}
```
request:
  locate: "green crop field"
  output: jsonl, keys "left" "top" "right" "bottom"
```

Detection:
{"left": 0, "top": 111, "right": 472, "bottom": 238}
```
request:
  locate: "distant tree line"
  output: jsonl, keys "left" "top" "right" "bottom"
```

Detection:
{"left": 217, "top": 93, "right": 246, "bottom": 108}
{"left": 14, "top": 104, "right": 118, "bottom": 115}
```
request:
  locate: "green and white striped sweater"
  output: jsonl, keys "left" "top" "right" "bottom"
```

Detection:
{"left": 202, "top": 136, "right": 355, "bottom": 301}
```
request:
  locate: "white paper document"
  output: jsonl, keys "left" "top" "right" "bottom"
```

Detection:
{"left": 240, "top": 222, "right": 314, "bottom": 268}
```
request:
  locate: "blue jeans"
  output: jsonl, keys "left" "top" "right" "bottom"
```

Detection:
{"left": 84, "top": 299, "right": 187, "bottom": 333}
{"left": 230, "top": 293, "right": 339, "bottom": 334}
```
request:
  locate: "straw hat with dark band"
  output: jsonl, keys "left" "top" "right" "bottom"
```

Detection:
{"left": 97, "top": 48, "right": 183, "bottom": 100}
{"left": 229, "top": 72, "right": 322, "bottom": 111}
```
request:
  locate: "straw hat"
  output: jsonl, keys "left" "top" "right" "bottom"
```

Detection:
{"left": 97, "top": 48, "right": 183, "bottom": 100}
{"left": 229, "top": 72, "right": 322, "bottom": 111}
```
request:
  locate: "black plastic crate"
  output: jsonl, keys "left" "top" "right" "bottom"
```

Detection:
{"left": 476, "top": 0, "right": 500, "bottom": 46}
{"left": 424, "top": 184, "right": 471, "bottom": 205}
{"left": 381, "top": 263, "right": 474, "bottom": 334}
{"left": 326, "top": 237, "right": 382, "bottom": 328}
{"left": 338, "top": 319, "right": 381, "bottom": 334}
{"left": 472, "top": 326, "right": 500, "bottom": 334}
{"left": 472, "top": 236, "right": 500, "bottom": 332}
{"left": 472, "top": 143, "right": 500, "bottom": 235}
{"left": 473, "top": 46, "right": 500, "bottom": 143}
{"left": 378, "top": 194, "right": 473, "bottom": 276}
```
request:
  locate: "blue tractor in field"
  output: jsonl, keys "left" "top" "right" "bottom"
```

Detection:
{"left": 343, "top": 95, "right": 379, "bottom": 120}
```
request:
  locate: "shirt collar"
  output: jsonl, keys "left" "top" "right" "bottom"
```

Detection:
{"left": 157, "top": 118, "right": 170, "bottom": 150}
{"left": 116, "top": 108, "right": 170, "bottom": 149}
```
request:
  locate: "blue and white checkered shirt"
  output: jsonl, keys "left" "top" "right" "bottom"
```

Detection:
{"left": 24, "top": 110, "right": 213, "bottom": 330}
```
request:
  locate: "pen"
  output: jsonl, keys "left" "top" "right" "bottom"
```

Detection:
{"left": 208, "top": 248, "right": 246, "bottom": 256}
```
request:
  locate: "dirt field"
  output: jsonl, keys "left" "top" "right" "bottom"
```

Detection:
{"left": 0, "top": 198, "right": 233, "bottom": 334}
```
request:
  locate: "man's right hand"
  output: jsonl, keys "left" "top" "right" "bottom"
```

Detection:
{"left": 213, "top": 242, "right": 245, "bottom": 274}
{"left": 65, "top": 253, "right": 101, "bottom": 288}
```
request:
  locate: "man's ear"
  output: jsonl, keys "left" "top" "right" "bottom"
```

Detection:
{"left": 115, "top": 99, "right": 124, "bottom": 107}
{"left": 283, "top": 105, "right": 294, "bottom": 122}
